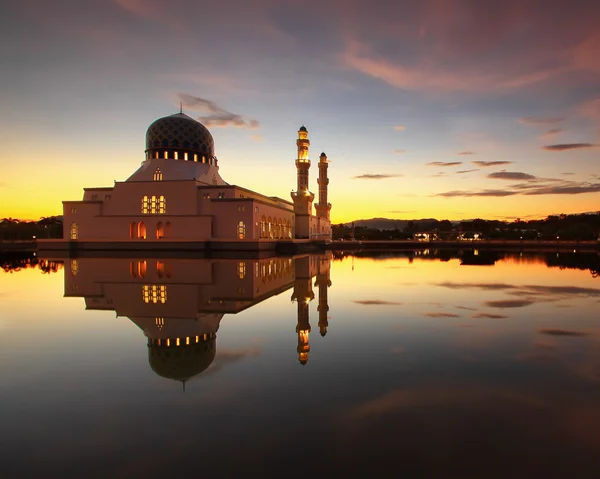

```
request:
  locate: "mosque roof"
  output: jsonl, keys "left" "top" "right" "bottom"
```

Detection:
{"left": 145, "top": 113, "right": 214, "bottom": 158}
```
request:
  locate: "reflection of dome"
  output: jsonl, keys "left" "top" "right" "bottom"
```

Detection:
{"left": 148, "top": 336, "right": 216, "bottom": 382}
{"left": 145, "top": 113, "right": 215, "bottom": 159}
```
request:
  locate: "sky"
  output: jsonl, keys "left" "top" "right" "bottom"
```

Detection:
{"left": 1, "top": 0, "right": 599, "bottom": 223}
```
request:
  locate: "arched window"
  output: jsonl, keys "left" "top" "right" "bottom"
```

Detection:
{"left": 268, "top": 216, "right": 272, "bottom": 238}
{"left": 165, "top": 221, "right": 172, "bottom": 238}
{"left": 163, "top": 150, "right": 168, "bottom": 159}
{"left": 129, "top": 261, "right": 138, "bottom": 278}
{"left": 238, "top": 221, "right": 246, "bottom": 239}
{"left": 156, "top": 221, "right": 164, "bottom": 239}
{"left": 158, "top": 196, "right": 166, "bottom": 214}
{"left": 70, "top": 222, "right": 78, "bottom": 240}
{"left": 71, "top": 259, "right": 78, "bottom": 276}
{"left": 194, "top": 154, "right": 198, "bottom": 162}
{"left": 174, "top": 151, "right": 178, "bottom": 160}
{"left": 238, "top": 261, "right": 246, "bottom": 279}
{"left": 154, "top": 151, "right": 159, "bottom": 159}
{"left": 261, "top": 215, "right": 267, "bottom": 238}
{"left": 153, "top": 168, "right": 162, "bottom": 181}
{"left": 150, "top": 196, "right": 157, "bottom": 214}
{"left": 138, "top": 260, "right": 147, "bottom": 277}
{"left": 130, "top": 222, "right": 137, "bottom": 239}
{"left": 141, "top": 196, "right": 149, "bottom": 214}
{"left": 138, "top": 222, "right": 147, "bottom": 239}
{"left": 184, "top": 152, "right": 188, "bottom": 161}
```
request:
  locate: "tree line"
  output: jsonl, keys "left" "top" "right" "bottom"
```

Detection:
{"left": 332, "top": 213, "right": 600, "bottom": 241}
{"left": 0, "top": 217, "right": 63, "bottom": 240}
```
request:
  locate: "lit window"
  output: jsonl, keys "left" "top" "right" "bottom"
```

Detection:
{"left": 156, "top": 260, "right": 166, "bottom": 277}
{"left": 203, "top": 193, "right": 210, "bottom": 199}
{"left": 142, "top": 285, "right": 167, "bottom": 304}
{"left": 156, "top": 317, "right": 164, "bottom": 330}
{"left": 218, "top": 192, "right": 225, "bottom": 199}
{"left": 71, "top": 259, "right": 78, "bottom": 276}
{"left": 238, "top": 221, "right": 246, "bottom": 239}
{"left": 150, "top": 195, "right": 157, "bottom": 214}
{"left": 158, "top": 195, "right": 166, "bottom": 214}
{"left": 141, "top": 196, "right": 149, "bottom": 214}
{"left": 164, "top": 151, "right": 168, "bottom": 159}
{"left": 184, "top": 152, "right": 188, "bottom": 161}
{"left": 154, "top": 151, "right": 159, "bottom": 159}
{"left": 174, "top": 151, "right": 178, "bottom": 160}
{"left": 194, "top": 154, "right": 198, "bottom": 162}
{"left": 238, "top": 261, "right": 246, "bottom": 279}
{"left": 153, "top": 168, "right": 163, "bottom": 181}
{"left": 138, "top": 222, "right": 147, "bottom": 239}
{"left": 156, "top": 222, "right": 164, "bottom": 240}
{"left": 70, "top": 222, "right": 78, "bottom": 240}
{"left": 70, "top": 207, "right": 77, "bottom": 214}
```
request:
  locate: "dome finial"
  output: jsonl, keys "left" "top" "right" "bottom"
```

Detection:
{"left": 180, "top": 101, "right": 183, "bottom": 114}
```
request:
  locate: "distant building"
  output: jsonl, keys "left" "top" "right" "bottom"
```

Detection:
{"left": 61, "top": 113, "right": 331, "bottom": 243}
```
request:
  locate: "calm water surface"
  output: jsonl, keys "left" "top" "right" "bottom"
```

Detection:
{"left": 1, "top": 251, "right": 600, "bottom": 478}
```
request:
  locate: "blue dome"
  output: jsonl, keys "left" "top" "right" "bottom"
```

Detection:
{"left": 145, "top": 113, "right": 214, "bottom": 158}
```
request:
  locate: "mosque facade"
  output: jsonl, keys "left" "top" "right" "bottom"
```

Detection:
{"left": 61, "top": 113, "right": 332, "bottom": 243}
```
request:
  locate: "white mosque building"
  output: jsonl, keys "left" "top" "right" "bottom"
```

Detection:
{"left": 59, "top": 112, "right": 332, "bottom": 246}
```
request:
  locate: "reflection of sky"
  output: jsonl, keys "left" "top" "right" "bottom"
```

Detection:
{"left": 2, "top": 255, "right": 600, "bottom": 476}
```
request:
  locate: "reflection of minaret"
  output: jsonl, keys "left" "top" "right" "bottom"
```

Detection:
{"left": 314, "top": 253, "right": 332, "bottom": 337}
{"left": 291, "top": 126, "right": 315, "bottom": 239}
{"left": 291, "top": 256, "right": 314, "bottom": 364}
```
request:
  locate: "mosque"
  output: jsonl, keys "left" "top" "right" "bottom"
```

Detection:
{"left": 60, "top": 112, "right": 332, "bottom": 245}
{"left": 59, "top": 254, "right": 332, "bottom": 387}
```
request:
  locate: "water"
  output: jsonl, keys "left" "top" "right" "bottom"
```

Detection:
{"left": 1, "top": 250, "right": 600, "bottom": 477}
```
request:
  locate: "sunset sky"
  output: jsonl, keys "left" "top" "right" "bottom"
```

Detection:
{"left": 1, "top": 0, "right": 599, "bottom": 223}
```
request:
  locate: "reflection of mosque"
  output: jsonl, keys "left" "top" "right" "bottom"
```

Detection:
{"left": 61, "top": 253, "right": 332, "bottom": 386}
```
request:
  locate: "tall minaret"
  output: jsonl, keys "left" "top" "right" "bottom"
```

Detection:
{"left": 291, "top": 126, "right": 315, "bottom": 239}
{"left": 314, "top": 152, "right": 331, "bottom": 223}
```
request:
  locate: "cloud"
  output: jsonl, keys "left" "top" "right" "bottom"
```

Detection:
{"left": 178, "top": 93, "right": 260, "bottom": 129}
{"left": 542, "top": 143, "right": 596, "bottom": 151}
{"left": 456, "top": 169, "right": 479, "bottom": 174}
{"left": 472, "top": 161, "right": 514, "bottom": 167}
{"left": 394, "top": 125, "right": 405, "bottom": 131}
{"left": 429, "top": 172, "right": 449, "bottom": 178}
{"left": 519, "top": 116, "right": 566, "bottom": 126}
{"left": 393, "top": 149, "right": 406, "bottom": 154}
{"left": 472, "top": 313, "right": 509, "bottom": 319}
{"left": 487, "top": 171, "right": 537, "bottom": 180}
{"left": 436, "top": 189, "right": 518, "bottom": 197}
{"left": 423, "top": 312, "right": 461, "bottom": 318}
{"left": 539, "top": 129, "right": 565, "bottom": 140}
{"left": 538, "top": 329, "right": 589, "bottom": 337}
{"left": 484, "top": 299, "right": 535, "bottom": 308}
{"left": 427, "top": 161, "right": 462, "bottom": 167}
{"left": 387, "top": 210, "right": 416, "bottom": 214}
{"left": 455, "top": 306, "right": 477, "bottom": 311}
{"left": 457, "top": 151, "right": 475, "bottom": 155}
{"left": 562, "top": 172, "right": 575, "bottom": 176}
{"left": 251, "top": 134, "right": 263, "bottom": 142}
{"left": 353, "top": 174, "right": 402, "bottom": 180}
{"left": 353, "top": 300, "right": 404, "bottom": 305}
{"left": 522, "top": 183, "right": 600, "bottom": 195}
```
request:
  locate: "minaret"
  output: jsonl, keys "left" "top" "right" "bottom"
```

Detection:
{"left": 315, "top": 152, "right": 331, "bottom": 224}
{"left": 291, "top": 256, "right": 314, "bottom": 365}
{"left": 314, "top": 252, "right": 332, "bottom": 336}
{"left": 291, "top": 126, "right": 315, "bottom": 239}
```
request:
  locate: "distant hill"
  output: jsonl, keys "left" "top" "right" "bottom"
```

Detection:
{"left": 342, "top": 218, "right": 441, "bottom": 230}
